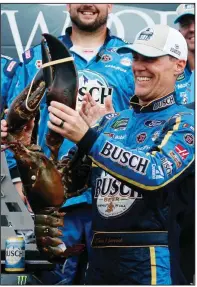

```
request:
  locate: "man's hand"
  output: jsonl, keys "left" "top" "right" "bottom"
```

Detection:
{"left": 80, "top": 93, "right": 115, "bottom": 127}
{"left": 48, "top": 101, "right": 89, "bottom": 143}
{"left": 1, "top": 117, "right": 35, "bottom": 146}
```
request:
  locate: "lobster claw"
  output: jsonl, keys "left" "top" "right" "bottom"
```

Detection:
{"left": 42, "top": 33, "right": 78, "bottom": 110}
{"left": 42, "top": 34, "right": 78, "bottom": 160}
{"left": 6, "top": 40, "right": 53, "bottom": 134}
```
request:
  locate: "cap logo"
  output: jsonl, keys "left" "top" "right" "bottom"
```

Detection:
{"left": 137, "top": 28, "right": 154, "bottom": 41}
{"left": 170, "top": 44, "right": 181, "bottom": 57}
{"left": 184, "top": 4, "right": 194, "bottom": 10}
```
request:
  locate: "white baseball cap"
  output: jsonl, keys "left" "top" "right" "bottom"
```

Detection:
{"left": 117, "top": 24, "right": 188, "bottom": 60}
{"left": 174, "top": 4, "right": 195, "bottom": 24}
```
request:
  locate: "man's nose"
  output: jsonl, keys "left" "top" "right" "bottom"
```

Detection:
{"left": 188, "top": 22, "right": 195, "bottom": 32}
{"left": 132, "top": 61, "right": 146, "bottom": 71}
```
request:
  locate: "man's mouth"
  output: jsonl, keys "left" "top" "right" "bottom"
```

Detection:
{"left": 136, "top": 77, "right": 151, "bottom": 82}
{"left": 79, "top": 11, "right": 97, "bottom": 16}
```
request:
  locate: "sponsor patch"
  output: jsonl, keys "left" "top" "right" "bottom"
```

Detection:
{"left": 136, "top": 132, "right": 147, "bottom": 143}
{"left": 170, "top": 44, "right": 181, "bottom": 57}
{"left": 152, "top": 131, "right": 160, "bottom": 142}
{"left": 190, "top": 126, "right": 194, "bottom": 132}
{"left": 25, "top": 49, "right": 31, "bottom": 59}
{"left": 104, "top": 132, "right": 115, "bottom": 138}
{"left": 105, "top": 113, "right": 119, "bottom": 120}
{"left": 100, "top": 142, "right": 150, "bottom": 175}
{"left": 111, "top": 118, "right": 129, "bottom": 130}
{"left": 101, "top": 54, "right": 112, "bottom": 62}
{"left": 107, "top": 47, "right": 118, "bottom": 53}
{"left": 177, "top": 72, "right": 185, "bottom": 81}
{"left": 152, "top": 164, "right": 164, "bottom": 179}
{"left": 153, "top": 94, "right": 175, "bottom": 111}
{"left": 161, "top": 157, "right": 173, "bottom": 176}
{"left": 168, "top": 151, "right": 182, "bottom": 169}
{"left": 184, "top": 133, "right": 194, "bottom": 146}
{"left": 144, "top": 120, "right": 166, "bottom": 128}
{"left": 105, "top": 64, "right": 127, "bottom": 73}
{"left": 175, "top": 144, "right": 189, "bottom": 160}
{"left": 7, "top": 61, "right": 16, "bottom": 72}
{"left": 183, "top": 123, "right": 189, "bottom": 128}
{"left": 35, "top": 60, "right": 42, "bottom": 69}
{"left": 120, "top": 57, "right": 132, "bottom": 66}
{"left": 137, "top": 27, "right": 154, "bottom": 41}
{"left": 95, "top": 172, "right": 142, "bottom": 218}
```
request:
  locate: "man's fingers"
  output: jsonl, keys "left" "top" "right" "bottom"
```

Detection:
{"left": 50, "top": 101, "right": 75, "bottom": 116}
{"left": 1, "top": 132, "right": 8, "bottom": 138}
{"left": 105, "top": 95, "right": 114, "bottom": 112}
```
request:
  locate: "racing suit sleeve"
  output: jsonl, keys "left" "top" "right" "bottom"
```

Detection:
{"left": 77, "top": 113, "right": 194, "bottom": 191}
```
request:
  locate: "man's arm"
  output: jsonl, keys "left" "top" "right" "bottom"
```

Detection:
{"left": 47, "top": 101, "right": 194, "bottom": 192}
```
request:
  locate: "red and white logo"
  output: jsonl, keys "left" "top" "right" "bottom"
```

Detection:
{"left": 175, "top": 144, "right": 189, "bottom": 160}
{"left": 35, "top": 60, "right": 42, "bottom": 69}
{"left": 7, "top": 61, "right": 16, "bottom": 72}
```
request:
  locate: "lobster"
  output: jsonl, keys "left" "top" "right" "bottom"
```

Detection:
{"left": 2, "top": 33, "right": 80, "bottom": 212}
{"left": 2, "top": 34, "right": 88, "bottom": 260}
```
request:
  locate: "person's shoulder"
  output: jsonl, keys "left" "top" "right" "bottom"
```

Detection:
{"left": 110, "top": 34, "right": 130, "bottom": 46}
{"left": 1, "top": 54, "right": 21, "bottom": 78}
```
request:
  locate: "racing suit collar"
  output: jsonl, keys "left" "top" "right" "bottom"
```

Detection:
{"left": 63, "top": 27, "right": 112, "bottom": 49}
{"left": 130, "top": 92, "right": 176, "bottom": 113}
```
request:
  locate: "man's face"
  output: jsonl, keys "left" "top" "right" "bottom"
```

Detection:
{"left": 132, "top": 53, "right": 182, "bottom": 103}
{"left": 67, "top": 4, "right": 112, "bottom": 32}
{"left": 179, "top": 15, "right": 195, "bottom": 52}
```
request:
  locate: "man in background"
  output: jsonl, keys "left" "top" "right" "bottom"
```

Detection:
{"left": 175, "top": 4, "right": 195, "bottom": 105}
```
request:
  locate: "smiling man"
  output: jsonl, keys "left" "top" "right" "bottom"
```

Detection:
{"left": 44, "top": 24, "right": 194, "bottom": 284}
{"left": 174, "top": 4, "right": 195, "bottom": 105}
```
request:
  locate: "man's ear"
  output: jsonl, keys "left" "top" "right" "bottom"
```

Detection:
{"left": 174, "top": 59, "right": 186, "bottom": 76}
{"left": 108, "top": 4, "right": 112, "bottom": 14}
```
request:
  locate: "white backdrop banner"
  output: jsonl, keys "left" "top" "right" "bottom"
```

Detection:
{"left": 1, "top": 4, "right": 179, "bottom": 61}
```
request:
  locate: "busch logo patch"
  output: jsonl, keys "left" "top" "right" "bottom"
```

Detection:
{"left": 144, "top": 120, "right": 166, "bottom": 128}
{"left": 161, "top": 157, "right": 173, "bottom": 176}
{"left": 184, "top": 133, "right": 194, "bottom": 146}
{"left": 111, "top": 118, "right": 129, "bottom": 130}
{"left": 175, "top": 144, "right": 189, "bottom": 160}
{"left": 95, "top": 171, "right": 142, "bottom": 218}
{"left": 136, "top": 132, "right": 147, "bottom": 143}
{"left": 100, "top": 142, "right": 149, "bottom": 175}
{"left": 76, "top": 70, "right": 113, "bottom": 111}
{"left": 153, "top": 95, "right": 175, "bottom": 111}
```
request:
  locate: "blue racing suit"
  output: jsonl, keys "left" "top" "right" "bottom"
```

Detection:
{"left": 76, "top": 92, "right": 194, "bottom": 285}
{"left": 1, "top": 55, "right": 23, "bottom": 182}
{"left": 9, "top": 27, "right": 134, "bottom": 284}
{"left": 175, "top": 63, "right": 194, "bottom": 105}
